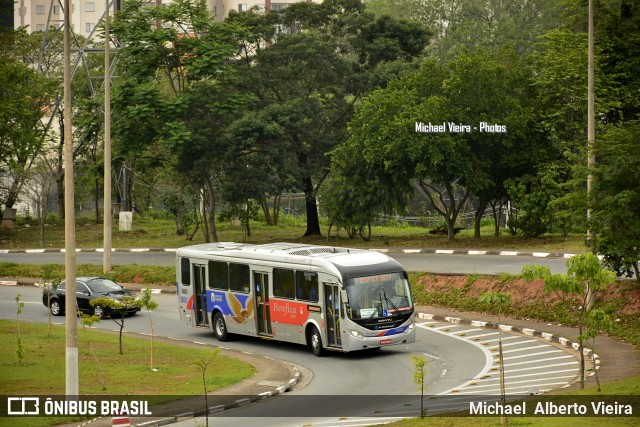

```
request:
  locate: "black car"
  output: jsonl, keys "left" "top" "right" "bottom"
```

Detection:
{"left": 42, "top": 277, "right": 140, "bottom": 318}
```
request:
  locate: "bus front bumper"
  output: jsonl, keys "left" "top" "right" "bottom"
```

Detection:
{"left": 343, "top": 324, "right": 416, "bottom": 352}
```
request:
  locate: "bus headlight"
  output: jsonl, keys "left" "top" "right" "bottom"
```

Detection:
{"left": 408, "top": 323, "right": 415, "bottom": 330}
{"left": 349, "top": 330, "right": 364, "bottom": 340}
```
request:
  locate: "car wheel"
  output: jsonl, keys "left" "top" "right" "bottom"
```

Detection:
{"left": 309, "top": 326, "right": 325, "bottom": 357}
{"left": 213, "top": 312, "right": 228, "bottom": 342}
{"left": 50, "top": 299, "right": 63, "bottom": 316}
{"left": 93, "top": 305, "right": 104, "bottom": 318}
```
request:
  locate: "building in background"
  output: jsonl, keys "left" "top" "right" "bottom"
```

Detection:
{"left": 14, "top": 0, "right": 321, "bottom": 36}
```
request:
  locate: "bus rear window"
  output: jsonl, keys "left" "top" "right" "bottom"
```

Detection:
{"left": 180, "top": 258, "right": 190, "bottom": 286}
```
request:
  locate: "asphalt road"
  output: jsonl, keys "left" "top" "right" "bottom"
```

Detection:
{"left": 0, "top": 283, "right": 582, "bottom": 426}
{"left": 0, "top": 250, "right": 572, "bottom": 275}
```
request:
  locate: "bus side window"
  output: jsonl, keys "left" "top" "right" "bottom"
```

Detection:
{"left": 296, "top": 271, "right": 318, "bottom": 302}
{"left": 180, "top": 258, "right": 190, "bottom": 286}
{"left": 229, "top": 263, "right": 250, "bottom": 293}
{"left": 209, "top": 261, "right": 229, "bottom": 289}
{"left": 273, "top": 268, "right": 295, "bottom": 299}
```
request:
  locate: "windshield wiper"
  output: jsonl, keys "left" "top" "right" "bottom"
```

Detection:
{"left": 367, "top": 300, "right": 384, "bottom": 320}
{"left": 382, "top": 289, "right": 400, "bottom": 315}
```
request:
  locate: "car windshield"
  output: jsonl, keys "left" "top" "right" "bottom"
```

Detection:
{"left": 344, "top": 272, "right": 413, "bottom": 320}
{"left": 86, "top": 279, "right": 123, "bottom": 293}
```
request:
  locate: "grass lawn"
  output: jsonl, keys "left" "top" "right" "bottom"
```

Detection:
{"left": 0, "top": 320, "right": 254, "bottom": 427}
{"left": 385, "top": 373, "right": 640, "bottom": 426}
{"left": 0, "top": 215, "right": 587, "bottom": 252}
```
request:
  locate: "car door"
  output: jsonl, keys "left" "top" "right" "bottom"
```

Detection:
{"left": 75, "top": 282, "right": 92, "bottom": 314}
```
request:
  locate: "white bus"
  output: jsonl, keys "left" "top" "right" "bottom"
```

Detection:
{"left": 176, "top": 242, "right": 416, "bottom": 356}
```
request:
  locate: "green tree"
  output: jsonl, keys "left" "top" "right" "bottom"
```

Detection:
{"left": 111, "top": 0, "right": 248, "bottom": 242}
{"left": 15, "top": 294, "right": 25, "bottom": 364}
{"left": 592, "top": 121, "right": 640, "bottom": 284}
{"left": 0, "top": 29, "right": 56, "bottom": 219}
{"left": 139, "top": 288, "right": 159, "bottom": 370}
{"left": 41, "top": 265, "right": 61, "bottom": 337}
{"left": 479, "top": 291, "right": 510, "bottom": 425}
{"left": 411, "top": 354, "right": 428, "bottom": 418}
{"left": 521, "top": 252, "right": 615, "bottom": 388}
{"left": 227, "top": 1, "right": 430, "bottom": 237}
{"left": 90, "top": 297, "right": 142, "bottom": 355}
{"left": 221, "top": 112, "right": 290, "bottom": 228}
{"left": 581, "top": 308, "right": 613, "bottom": 392}
{"left": 79, "top": 312, "right": 107, "bottom": 391}
{"left": 367, "top": 0, "right": 564, "bottom": 61}
{"left": 194, "top": 347, "right": 221, "bottom": 427}
{"left": 335, "top": 49, "right": 544, "bottom": 241}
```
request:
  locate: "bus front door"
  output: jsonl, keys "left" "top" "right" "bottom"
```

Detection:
{"left": 254, "top": 271, "right": 272, "bottom": 336}
{"left": 193, "top": 264, "right": 208, "bottom": 327}
{"left": 324, "top": 283, "right": 342, "bottom": 348}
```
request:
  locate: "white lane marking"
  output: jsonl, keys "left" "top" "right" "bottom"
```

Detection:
{"left": 423, "top": 352, "right": 440, "bottom": 360}
{"left": 504, "top": 361, "right": 579, "bottom": 373}
{"left": 479, "top": 369, "right": 579, "bottom": 381}
{"left": 455, "top": 381, "right": 569, "bottom": 395}
{"left": 498, "top": 344, "right": 552, "bottom": 354}
{"left": 476, "top": 336, "right": 520, "bottom": 343}
{"left": 451, "top": 328, "right": 483, "bottom": 335}
{"left": 502, "top": 355, "right": 574, "bottom": 367}
{"left": 432, "top": 324, "right": 462, "bottom": 330}
{"left": 464, "top": 331, "right": 499, "bottom": 339}
{"left": 417, "top": 323, "right": 494, "bottom": 395}
{"left": 462, "top": 376, "right": 576, "bottom": 390}
{"left": 502, "top": 349, "right": 565, "bottom": 361}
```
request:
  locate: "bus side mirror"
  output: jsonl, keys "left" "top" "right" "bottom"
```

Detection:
{"left": 340, "top": 289, "right": 348, "bottom": 304}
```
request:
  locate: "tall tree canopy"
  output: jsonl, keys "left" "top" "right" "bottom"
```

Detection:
{"left": 111, "top": 0, "right": 249, "bottom": 241}
{"left": 226, "top": 0, "right": 431, "bottom": 236}
{"left": 331, "top": 49, "right": 548, "bottom": 240}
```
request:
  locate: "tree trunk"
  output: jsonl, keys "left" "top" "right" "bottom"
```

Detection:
{"left": 490, "top": 199, "right": 503, "bottom": 237}
{"left": 260, "top": 195, "right": 273, "bottom": 226}
{"left": 57, "top": 112, "right": 65, "bottom": 218}
{"left": 272, "top": 193, "right": 281, "bottom": 225}
{"left": 203, "top": 175, "right": 218, "bottom": 242}
{"left": 474, "top": 201, "right": 488, "bottom": 239}
{"left": 302, "top": 175, "right": 321, "bottom": 236}
{"left": 94, "top": 174, "right": 101, "bottom": 223}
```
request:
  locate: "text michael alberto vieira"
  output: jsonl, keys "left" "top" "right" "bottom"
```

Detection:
{"left": 415, "top": 121, "right": 507, "bottom": 133}
{"left": 469, "top": 400, "right": 634, "bottom": 416}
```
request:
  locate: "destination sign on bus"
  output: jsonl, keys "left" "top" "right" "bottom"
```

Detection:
{"left": 357, "top": 274, "right": 392, "bottom": 284}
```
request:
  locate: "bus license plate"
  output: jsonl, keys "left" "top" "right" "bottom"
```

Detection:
{"left": 380, "top": 339, "right": 392, "bottom": 345}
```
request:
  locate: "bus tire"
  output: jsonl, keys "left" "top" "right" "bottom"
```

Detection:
{"left": 213, "top": 312, "right": 228, "bottom": 342}
{"left": 309, "top": 326, "right": 325, "bottom": 357}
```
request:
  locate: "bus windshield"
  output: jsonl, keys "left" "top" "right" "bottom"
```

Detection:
{"left": 344, "top": 272, "right": 413, "bottom": 320}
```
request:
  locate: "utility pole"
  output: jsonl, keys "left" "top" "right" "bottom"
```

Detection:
{"left": 586, "top": 0, "right": 596, "bottom": 310}
{"left": 587, "top": 0, "right": 595, "bottom": 237}
{"left": 103, "top": 0, "right": 112, "bottom": 273}
{"left": 63, "top": 0, "right": 79, "bottom": 396}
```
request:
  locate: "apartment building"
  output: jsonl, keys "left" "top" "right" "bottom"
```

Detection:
{"left": 14, "top": 0, "right": 321, "bottom": 36}
{"left": 14, "top": 0, "right": 103, "bottom": 36}
{"left": 209, "top": 1, "right": 318, "bottom": 21}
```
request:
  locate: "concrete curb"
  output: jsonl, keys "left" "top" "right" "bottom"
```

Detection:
{"left": 135, "top": 366, "right": 301, "bottom": 427}
{"left": 416, "top": 312, "right": 600, "bottom": 374}
{"left": 370, "top": 247, "right": 579, "bottom": 258}
{"left": 0, "top": 246, "right": 581, "bottom": 258}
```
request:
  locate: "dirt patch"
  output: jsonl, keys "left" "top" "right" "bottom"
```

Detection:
{"left": 415, "top": 274, "right": 640, "bottom": 314}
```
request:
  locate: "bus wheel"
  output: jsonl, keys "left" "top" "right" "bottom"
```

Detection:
{"left": 309, "top": 326, "right": 325, "bottom": 357}
{"left": 213, "top": 312, "right": 228, "bottom": 342}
